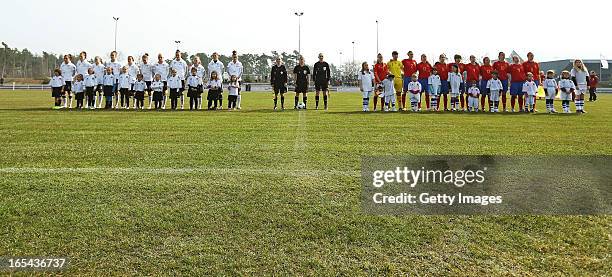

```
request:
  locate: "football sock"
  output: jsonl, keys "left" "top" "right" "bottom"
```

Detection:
{"left": 460, "top": 95, "right": 465, "bottom": 109}
{"left": 425, "top": 93, "right": 430, "bottom": 109}
{"left": 443, "top": 94, "right": 448, "bottom": 110}
{"left": 280, "top": 96, "right": 285, "bottom": 108}
{"left": 236, "top": 94, "right": 241, "bottom": 108}
{"left": 323, "top": 95, "right": 328, "bottom": 109}
{"left": 502, "top": 93, "right": 507, "bottom": 110}
{"left": 273, "top": 98, "right": 278, "bottom": 107}
{"left": 303, "top": 96, "right": 307, "bottom": 108}
{"left": 295, "top": 96, "right": 299, "bottom": 107}
{"left": 315, "top": 96, "right": 320, "bottom": 108}
{"left": 401, "top": 94, "right": 406, "bottom": 109}
{"left": 363, "top": 98, "right": 369, "bottom": 110}
{"left": 517, "top": 95, "right": 524, "bottom": 110}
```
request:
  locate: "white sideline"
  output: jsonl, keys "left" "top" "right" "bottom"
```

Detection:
{"left": 0, "top": 167, "right": 359, "bottom": 177}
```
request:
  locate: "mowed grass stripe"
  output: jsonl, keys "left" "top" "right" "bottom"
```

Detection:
{"left": 0, "top": 90, "right": 610, "bottom": 275}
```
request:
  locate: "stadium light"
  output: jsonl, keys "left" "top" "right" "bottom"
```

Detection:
{"left": 352, "top": 41, "right": 355, "bottom": 64}
{"left": 113, "top": 17, "right": 119, "bottom": 52}
{"left": 175, "top": 41, "right": 182, "bottom": 51}
{"left": 294, "top": 12, "right": 304, "bottom": 56}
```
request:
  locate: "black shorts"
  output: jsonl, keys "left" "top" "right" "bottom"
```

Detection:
{"left": 187, "top": 86, "right": 200, "bottom": 97}
{"left": 295, "top": 82, "right": 308, "bottom": 93}
{"left": 63, "top": 81, "right": 72, "bottom": 93}
{"left": 170, "top": 88, "right": 180, "bottom": 98}
{"left": 315, "top": 81, "right": 328, "bottom": 91}
{"left": 75, "top": 92, "right": 85, "bottom": 100}
{"left": 134, "top": 91, "right": 145, "bottom": 100}
{"left": 103, "top": 85, "right": 114, "bottom": 97}
{"left": 207, "top": 89, "right": 221, "bottom": 100}
{"left": 120, "top": 88, "right": 130, "bottom": 96}
{"left": 589, "top": 87, "right": 597, "bottom": 93}
{"left": 85, "top": 87, "right": 95, "bottom": 97}
{"left": 273, "top": 84, "right": 287, "bottom": 94}
{"left": 153, "top": 91, "right": 163, "bottom": 101}
{"left": 51, "top": 87, "right": 62, "bottom": 97}
{"left": 96, "top": 84, "right": 103, "bottom": 93}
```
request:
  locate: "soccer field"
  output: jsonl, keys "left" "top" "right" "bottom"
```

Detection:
{"left": 0, "top": 90, "right": 610, "bottom": 275}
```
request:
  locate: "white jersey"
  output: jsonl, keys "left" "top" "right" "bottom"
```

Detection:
{"left": 570, "top": 68, "right": 588, "bottom": 85}
{"left": 126, "top": 64, "right": 140, "bottom": 83}
{"left": 139, "top": 63, "right": 155, "bottom": 82}
{"left": 170, "top": 58, "right": 188, "bottom": 79}
{"left": 133, "top": 80, "right": 146, "bottom": 92}
{"left": 76, "top": 60, "right": 92, "bottom": 76}
{"left": 154, "top": 62, "right": 169, "bottom": 81}
{"left": 60, "top": 62, "right": 76, "bottom": 82}
{"left": 105, "top": 61, "right": 122, "bottom": 81}
{"left": 93, "top": 63, "right": 105, "bottom": 84}
{"left": 407, "top": 81, "right": 422, "bottom": 93}
{"left": 559, "top": 79, "right": 575, "bottom": 91}
{"left": 151, "top": 81, "right": 164, "bottom": 92}
{"left": 206, "top": 79, "right": 223, "bottom": 90}
{"left": 381, "top": 78, "right": 395, "bottom": 97}
{"left": 358, "top": 71, "right": 374, "bottom": 92}
{"left": 227, "top": 61, "right": 243, "bottom": 80}
{"left": 84, "top": 74, "right": 97, "bottom": 87}
{"left": 468, "top": 86, "right": 480, "bottom": 97}
{"left": 487, "top": 79, "right": 503, "bottom": 92}
{"left": 50, "top": 76, "right": 64, "bottom": 87}
{"left": 448, "top": 72, "right": 463, "bottom": 95}
{"left": 118, "top": 73, "right": 131, "bottom": 89}
{"left": 522, "top": 81, "right": 538, "bottom": 96}
{"left": 190, "top": 64, "right": 206, "bottom": 80}
{"left": 186, "top": 75, "right": 202, "bottom": 87}
{"left": 168, "top": 76, "right": 182, "bottom": 89}
{"left": 208, "top": 60, "right": 225, "bottom": 80}
{"left": 228, "top": 82, "right": 240, "bottom": 96}
{"left": 72, "top": 80, "right": 84, "bottom": 93}
{"left": 428, "top": 74, "right": 441, "bottom": 94}
{"left": 543, "top": 78, "right": 558, "bottom": 92}
{"left": 103, "top": 74, "right": 115, "bottom": 86}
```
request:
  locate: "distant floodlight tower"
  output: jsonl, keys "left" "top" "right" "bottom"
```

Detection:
{"left": 113, "top": 17, "right": 119, "bottom": 52}
{"left": 375, "top": 20, "right": 379, "bottom": 55}
{"left": 294, "top": 12, "right": 304, "bottom": 56}
{"left": 175, "top": 40, "right": 182, "bottom": 51}
{"left": 352, "top": 41, "right": 355, "bottom": 64}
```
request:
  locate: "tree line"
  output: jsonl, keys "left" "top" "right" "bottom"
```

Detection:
{"left": 1, "top": 42, "right": 359, "bottom": 85}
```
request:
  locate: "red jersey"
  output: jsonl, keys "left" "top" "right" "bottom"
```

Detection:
{"left": 480, "top": 65, "right": 494, "bottom": 80}
{"left": 434, "top": 62, "right": 449, "bottom": 80}
{"left": 509, "top": 63, "right": 526, "bottom": 82}
{"left": 373, "top": 62, "right": 388, "bottom": 84}
{"left": 589, "top": 76, "right": 599, "bottom": 87}
{"left": 464, "top": 63, "right": 480, "bottom": 82}
{"left": 448, "top": 62, "right": 465, "bottom": 74}
{"left": 416, "top": 62, "right": 433, "bottom": 79}
{"left": 493, "top": 61, "right": 510, "bottom": 81}
{"left": 522, "top": 61, "right": 540, "bottom": 82}
{"left": 401, "top": 59, "right": 417, "bottom": 78}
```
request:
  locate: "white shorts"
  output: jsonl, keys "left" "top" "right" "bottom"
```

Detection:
{"left": 490, "top": 90, "right": 500, "bottom": 101}
{"left": 468, "top": 96, "right": 479, "bottom": 108}
{"left": 409, "top": 93, "right": 420, "bottom": 104}
{"left": 576, "top": 84, "right": 587, "bottom": 95}
{"left": 545, "top": 88, "right": 556, "bottom": 100}
{"left": 384, "top": 93, "right": 396, "bottom": 104}
{"left": 560, "top": 92, "right": 572, "bottom": 101}
{"left": 362, "top": 90, "right": 372, "bottom": 98}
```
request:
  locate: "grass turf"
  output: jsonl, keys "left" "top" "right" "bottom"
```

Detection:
{"left": 0, "top": 90, "right": 610, "bottom": 275}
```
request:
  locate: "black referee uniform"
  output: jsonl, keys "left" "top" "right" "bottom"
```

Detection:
{"left": 270, "top": 64, "right": 288, "bottom": 109}
{"left": 293, "top": 64, "right": 310, "bottom": 108}
{"left": 313, "top": 61, "right": 331, "bottom": 109}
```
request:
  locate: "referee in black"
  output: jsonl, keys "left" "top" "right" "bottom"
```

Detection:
{"left": 270, "top": 57, "right": 288, "bottom": 110}
{"left": 313, "top": 53, "right": 331, "bottom": 110}
{"left": 293, "top": 56, "right": 310, "bottom": 109}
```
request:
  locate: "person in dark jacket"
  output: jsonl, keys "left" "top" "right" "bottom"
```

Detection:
{"left": 270, "top": 57, "right": 288, "bottom": 110}
{"left": 313, "top": 53, "right": 331, "bottom": 110}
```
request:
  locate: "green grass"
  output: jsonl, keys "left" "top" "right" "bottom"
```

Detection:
{"left": 0, "top": 90, "right": 610, "bottom": 275}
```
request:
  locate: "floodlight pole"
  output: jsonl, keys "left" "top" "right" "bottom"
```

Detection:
{"left": 113, "top": 17, "right": 119, "bottom": 52}
{"left": 294, "top": 12, "right": 304, "bottom": 56}
{"left": 175, "top": 40, "right": 182, "bottom": 51}
{"left": 352, "top": 41, "right": 355, "bottom": 64}
{"left": 376, "top": 20, "right": 379, "bottom": 55}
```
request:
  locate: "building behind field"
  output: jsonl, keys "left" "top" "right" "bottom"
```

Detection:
{"left": 540, "top": 59, "right": 611, "bottom": 83}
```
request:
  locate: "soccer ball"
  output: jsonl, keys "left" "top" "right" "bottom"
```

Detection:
{"left": 297, "top": 102, "right": 306, "bottom": 109}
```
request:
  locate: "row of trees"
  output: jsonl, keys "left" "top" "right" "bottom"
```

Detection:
{"left": 0, "top": 42, "right": 360, "bottom": 85}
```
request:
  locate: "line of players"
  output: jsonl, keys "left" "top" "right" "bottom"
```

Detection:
{"left": 49, "top": 50, "right": 243, "bottom": 110}
{"left": 363, "top": 51, "right": 596, "bottom": 113}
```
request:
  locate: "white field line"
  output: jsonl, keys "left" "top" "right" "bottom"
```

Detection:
{"left": 293, "top": 110, "right": 307, "bottom": 154}
{"left": 0, "top": 167, "right": 359, "bottom": 177}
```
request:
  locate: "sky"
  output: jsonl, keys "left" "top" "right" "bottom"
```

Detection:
{"left": 2, "top": 0, "right": 611, "bottom": 65}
